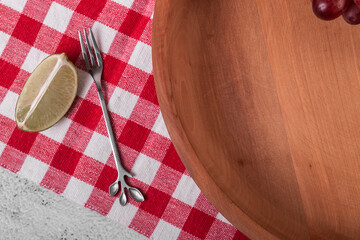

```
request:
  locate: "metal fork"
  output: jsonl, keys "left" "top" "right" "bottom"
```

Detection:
{"left": 79, "top": 28, "right": 144, "bottom": 206}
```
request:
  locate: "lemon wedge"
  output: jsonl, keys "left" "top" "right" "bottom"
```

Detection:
{"left": 15, "top": 53, "right": 78, "bottom": 132}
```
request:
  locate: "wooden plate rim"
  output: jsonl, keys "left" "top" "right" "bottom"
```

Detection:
{"left": 152, "top": 1, "right": 280, "bottom": 239}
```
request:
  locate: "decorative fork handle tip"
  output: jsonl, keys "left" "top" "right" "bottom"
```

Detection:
{"left": 109, "top": 179, "right": 145, "bottom": 206}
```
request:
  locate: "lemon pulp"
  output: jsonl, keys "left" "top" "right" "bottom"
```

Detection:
{"left": 15, "top": 53, "right": 78, "bottom": 132}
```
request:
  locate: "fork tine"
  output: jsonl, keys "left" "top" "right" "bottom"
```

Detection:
{"left": 78, "top": 30, "right": 91, "bottom": 71}
{"left": 83, "top": 29, "right": 96, "bottom": 67}
{"left": 89, "top": 28, "right": 103, "bottom": 67}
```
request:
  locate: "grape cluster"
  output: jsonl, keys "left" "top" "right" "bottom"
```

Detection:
{"left": 312, "top": 0, "right": 360, "bottom": 24}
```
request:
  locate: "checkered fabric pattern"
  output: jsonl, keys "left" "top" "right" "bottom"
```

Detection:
{"left": 0, "top": 0, "right": 249, "bottom": 239}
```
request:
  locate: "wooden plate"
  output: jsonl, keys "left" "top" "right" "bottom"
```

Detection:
{"left": 152, "top": 0, "right": 360, "bottom": 239}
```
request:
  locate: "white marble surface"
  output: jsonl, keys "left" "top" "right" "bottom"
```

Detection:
{"left": 0, "top": 168, "right": 146, "bottom": 240}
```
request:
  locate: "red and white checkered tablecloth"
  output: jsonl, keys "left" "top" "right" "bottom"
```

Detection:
{"left": 0, "top": 0, "right": 249, "bottom": 239}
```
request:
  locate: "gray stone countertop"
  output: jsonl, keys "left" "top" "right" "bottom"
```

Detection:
{"left": 0, "top": 167, "right": 146, "bottom": 240}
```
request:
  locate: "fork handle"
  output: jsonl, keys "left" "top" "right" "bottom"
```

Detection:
{"left": 93, "top": 80, "right": 129, "bottom": 177}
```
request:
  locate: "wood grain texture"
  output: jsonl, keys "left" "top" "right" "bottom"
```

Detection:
{"left": 152, "top": 0, "right": 360, "bottom": 239}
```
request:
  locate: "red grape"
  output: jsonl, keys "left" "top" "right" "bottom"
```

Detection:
{"left": 354, "top": 0, "right": 360, "bottom": 8}
{"left": 343, "top": 1, "right": 360, "bottom": 24}
{"left": 312, "top": 0, "right": 351, "bottom": 20}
